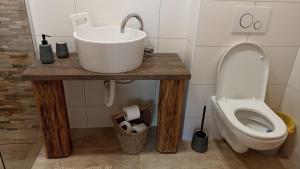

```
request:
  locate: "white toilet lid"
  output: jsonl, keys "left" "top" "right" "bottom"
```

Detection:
{"left": 216, "top": 43, "right": 269, "bottom": 101}
{"left": 217, "top": 99, "right": 287, "bottom": 140}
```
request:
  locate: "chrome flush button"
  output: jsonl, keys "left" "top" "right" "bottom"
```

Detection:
{"left": 240, "top": 13, "right": 254, "bottom": 28}
{"left": 253, "top": 21, "right": 263, "bottom": 30}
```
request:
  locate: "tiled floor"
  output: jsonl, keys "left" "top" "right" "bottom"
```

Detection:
{"left": 32, "top": 128, "right": 298, "bottom": 169}
{"left": 0, "top": 130, "right": 42, "bottom": 169}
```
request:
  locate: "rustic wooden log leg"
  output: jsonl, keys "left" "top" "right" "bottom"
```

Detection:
{"left": 157, "top": 80, "right": 185, "bottom": 153}
{"left": 32, "top": 80, "right": 72, "bottom": 159}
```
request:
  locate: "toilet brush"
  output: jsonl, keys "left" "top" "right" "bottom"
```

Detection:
{"left": 200, "top": 106, "right": 206, "bottom": 132}
{"left": 191, "top": 106, "right": 208, "bottom": 153}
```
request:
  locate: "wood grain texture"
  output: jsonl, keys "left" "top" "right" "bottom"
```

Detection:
{"left": 21, "top": 53, "right": 191, "bottom": 80}
{"left": 32, "top": 80, "right": 72, "bottom": 158}
{"left": 157, "top": 80, "right": 185, "bottom": 153}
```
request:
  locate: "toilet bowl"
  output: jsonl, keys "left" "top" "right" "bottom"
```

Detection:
{"left": 211, "top": 43, "right": 287, "bottom": 153}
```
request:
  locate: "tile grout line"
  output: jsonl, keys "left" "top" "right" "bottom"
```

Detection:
{"left": 214, "top": 0, "right": 300, "bottom": 3}
{"left": 276, "top": 84, "right": 287, "bottom": 112}
{"left": 285, "top": 48, "right": 300, "bottom": 88}
{"left": 272, "top": 47, "right": 299, "bottom": 110}
{"left": 190, "top": 83, "right": 288, "bottom": 86}
{"left": 157, "top": 0, "right": 162, "bottom": 51}
{"left": 33, "top": 36, "right": 300, "bottom": 48}
{"left": 154, "top": 0, "right": 162, "bottom": 98}
{"left": 195, "top": 45, "right": 300, "bottom": 47}
{"left": 74, "top": 0, "right": 78, "bottom": 13}
{"left": 83, "top": 81, "right": 89, "bottom": 128}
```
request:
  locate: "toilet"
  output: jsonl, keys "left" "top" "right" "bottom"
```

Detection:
{"left": 211, "top": 43, "right": 287, "bottom": 153}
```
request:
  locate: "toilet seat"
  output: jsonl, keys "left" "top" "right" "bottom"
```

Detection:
{"left": 211, "top": 43, "right": 287, "bottom": 153}
{"left": 217, "top": 99, "right": 287, "bottom": 140}
{"left": 216, "top": 43, "right": 269, "bottom": 101}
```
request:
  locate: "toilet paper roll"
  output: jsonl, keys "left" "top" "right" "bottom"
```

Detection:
{"left": 131, "top": 123, "right": 147, "bottom": 134}
{"left": 119, "top": 121, "right": 132, "bottom": 133}
{"left": 123, "top": 105, "right": 140, "bottom": 121}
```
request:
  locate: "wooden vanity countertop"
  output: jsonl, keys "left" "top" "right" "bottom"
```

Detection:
{"left": 21, "top": 53, "right": 191, "bottom": 80}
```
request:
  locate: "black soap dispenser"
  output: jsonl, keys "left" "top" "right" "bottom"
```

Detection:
{"left": 39, "top": 34, "right": 54, "bottom": 64}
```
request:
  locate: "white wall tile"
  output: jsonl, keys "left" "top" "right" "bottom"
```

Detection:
{"left": 192, "top": 46, "right": 230, "bottom": 85}
{"left": 185, "top": 85, "right": 216, "bottom": 118}
{"left": 68, "top": 107, "right": 87, "bottom": 128}
{"left": 248, "top": 2, "right": 300, "bottom": 46}
{"left": 35, "top": 36, "right": 77, "bottom": 55}
{"left": 184, "top": 41, "right": 194, "bottom": 71}
{"left": 84, "top": 80, "right": 157, "bottom": 106}
{"left": 186, "top": 0, "right": 201, "bottom": 43}
{"left": 265, "top": 85, "right": 286, "bottom": 111}
{"left": 289, "top": 48, "right": 300, "bottom": 91}
{"left": 154, "top": 81, "right": 160, "bottom": 105}
{"left": 252, "top": 0, "right": 300, "bottom": 2}
{"left": 28, "top": 0, "right": 75, "bottom": 36}
{"left": 263, "top": 47, "right": 298, "bottom": 85}
{"left": 151, "top": 104, "right": 158, "bottom": 126}
{"left": 158, "top": 39, "right": 187, "bottom": 61}
{"left": 116, "top": 80, "right": 156, "bottom": 105}
{"left": 64, "top": 80, "right": 85, "bottom": 107}
{"left": 75, "top": 0, "right": 160, "bottom": 38}
{"left": 84, "top": 80, "right": 105, "bottom": 106}
{"left": 25, "top": 0, "right": 38, "bottom": 57}
{"left": 86, "top": 106, "right": 122, "bottom": 127}
{"left": 159, "top": 0, "right": 190, "bottom": 38}
{"left": 31, "top": 35, "right": 38, "bottom": 60}
{"left": 116, "top": 80, "right": 157, "bottom": 106}
{"left": 196, "top": 0, "right": 253, "bottom": 46}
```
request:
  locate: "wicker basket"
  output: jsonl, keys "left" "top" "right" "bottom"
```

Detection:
{"left": 112, "top": 108, "right": 152, "bottom": 155}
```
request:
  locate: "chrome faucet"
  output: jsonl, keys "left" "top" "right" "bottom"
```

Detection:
{"left": 120, "top": 13, "right": 144, "bottom": 33}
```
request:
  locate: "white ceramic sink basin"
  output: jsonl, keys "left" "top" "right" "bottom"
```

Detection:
{"left": 73, "top": 26, "right": 146, "bottom": 73}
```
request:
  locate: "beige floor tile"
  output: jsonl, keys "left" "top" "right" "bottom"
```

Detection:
{"left": 215, "top": 139, "right": 297, "bottom": 169}
{"left": 214, "top": 140, "right": 247, "bottom": 169}
{"left": 31, "top": 149, "right": 60, "bottom": 169}
{"left": 178, "top": 141, "right": 231, "bottom": 169}
{"left": 0, "top": 129, "right": 41, "bottom": 169}
{"left": 32, "top": 128, "right": 298, "bottom": 169}
{"left": 106, "top": 151, "right": 139, "bottom": 169}
{"left": 139, "top": 147, "right": 180, "bottom": 169}
{"left": 71, "top": 128, "right": 120, "bottom": 150}
{"left": 279, "top": 159, "right": 299, "bottom": 169}
{"left": 57, "top": 151, "right": 108, "bottom": 169}
{"left": 0, "top": 130, "right": 41, "bottom": 144}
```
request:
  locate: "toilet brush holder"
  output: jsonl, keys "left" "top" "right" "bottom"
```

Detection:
{"left": 191, "top": 130, "right": 208, "bottom": 153}
{"left": 191, "top": 106, "right": 208, "bottom": 153}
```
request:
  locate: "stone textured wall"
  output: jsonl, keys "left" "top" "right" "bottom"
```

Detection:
{"left": 0, "top": 0, "right": 39, "bottom": 130}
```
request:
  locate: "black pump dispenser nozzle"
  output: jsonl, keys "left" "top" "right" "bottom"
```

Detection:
{"left": 41, "top": 34, "right": 50, "bottom": 45}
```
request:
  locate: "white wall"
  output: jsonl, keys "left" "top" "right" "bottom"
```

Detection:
{"left": 27, "top": 0, "right": 191, "bottom": 128}
{"left": 183, "top": 0, "right": 300, "bottom": 140}
{"left": 281, "top": 49, "right": 300, "bottom": 168}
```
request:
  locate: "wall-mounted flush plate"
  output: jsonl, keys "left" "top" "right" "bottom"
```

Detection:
{"left": 232, "top": 6, "right": 272, "bottom": 33}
